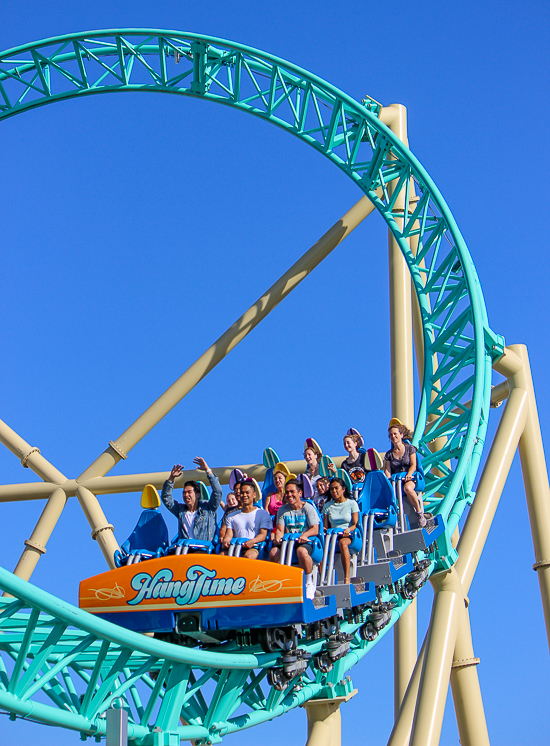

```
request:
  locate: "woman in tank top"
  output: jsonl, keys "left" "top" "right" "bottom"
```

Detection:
{"left": 384, "top": 422, "right": 426, "bottom": 527}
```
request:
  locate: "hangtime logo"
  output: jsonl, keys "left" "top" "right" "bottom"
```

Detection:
{"left": 127, "top": 564, "right": 246, "bottom": 607}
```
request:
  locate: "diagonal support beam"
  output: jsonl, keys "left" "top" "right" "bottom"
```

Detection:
{"left": 77, "top": 195, "right": 378, "bottom": 483}
{"left": 388, "top": 370, "right": 530, "bottom": 746}
{"left": 410, "top": 567, "right": 463, "bottom": 746}
{"left": 495, "top": 344, "right": 550, "bottom": 647}
{"left": 0, "top": 418, "right": 66, "bottom": 484}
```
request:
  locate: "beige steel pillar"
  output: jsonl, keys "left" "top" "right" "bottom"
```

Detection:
{"left": 447, "top": 380, "right": 529, "bottom": 746}
{"left": 387, "top": 637, "right": 427, "bottom": 746}
{"left": 381, "top": 104, "right": 417, "bottom": 713}
{"left": 450, "top": 604, "right": 489, "bottom": 746}
{"left": 78, "top": 196, "right": 378, "bottom": 483}
{"left": 11, "top": 487, "right": 67, "bottom": 582}
{"left": 499, "top": 345, "right": 550, "bottom": 646}
{"left": 410, "top": 566, "right": 463, "bottom": 746}
{"left": 456, "top": 384, "right": 529, "bottom": 593}
{"left": 0, "top": 418, "right": 122, "bottom": 573}
{"left": 0, "top": 418, "right": 66, "bottom": 484}
{"left": 0, "top": 419, "right": 70, "bottom": 585}
{"left": 76, "top": 486, "right": 120, "bottom": 569}
{"left": 381, "top": 104, "right": 415, "bottom": 427}
{"left": 303, "top": 692, "right": 356, "bottom": 746}
{"left": 389, "top": 346, "right": 538, "bottom": 746}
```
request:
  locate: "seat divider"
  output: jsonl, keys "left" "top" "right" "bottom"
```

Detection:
{"left": 367, "top": 514, "right": 375, "bottom": 565}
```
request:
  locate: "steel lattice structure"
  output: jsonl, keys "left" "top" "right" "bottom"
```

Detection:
{"left": 0, "top": 30, "right": 512, "bottom": 745}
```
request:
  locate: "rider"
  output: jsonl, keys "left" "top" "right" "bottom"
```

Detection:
{"left": 269, "top": 478, "right": 320, "bottom": 599}
{"left": 221, "top": 479, "right": 272, "bottom": 558}
{"left": 160, "top": 457, "right": 222, "bottom": 542}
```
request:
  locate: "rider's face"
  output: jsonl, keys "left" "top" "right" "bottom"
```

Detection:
{"left": 343, "top": 437, "right": 355, "bottom": 453}
{"left": 389, "top": 427, "right": 402, "bottom": 445}
{"left": 240, "top": 485, "right": 255, "bottom": 506}
{"left": 183, "top": 486, "right": 198, "bottom": 510}
{"left": 285, "top": 484, "right": 303, "bottom": 509}
{"left": 274, "top": 471, "right": 286, "bottom": 490}
{"left": 304, "top": 448, "right": 317, "bottom": 467}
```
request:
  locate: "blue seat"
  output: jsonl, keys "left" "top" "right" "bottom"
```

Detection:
{"left": 357, "top": 471, "right": 398, "bottom": 565}
{"left": 261, "top": 467, "right": 275, "bottom": 501}
{"left": 358, "top": 471, "right": 398, "bottom": 527}
{"left": 114, "top": 509, "right": 170, "bottom": 567}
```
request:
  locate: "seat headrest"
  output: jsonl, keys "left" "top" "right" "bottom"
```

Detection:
{"left": 304, "top": 437, "right": 323, "bottom": 457}
{"left": 141, "top": 484, "right": 160, "bottom": 509}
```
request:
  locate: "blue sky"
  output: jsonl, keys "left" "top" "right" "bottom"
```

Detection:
{"left": 1, "top": 1, "right": 549, "bottom": 744}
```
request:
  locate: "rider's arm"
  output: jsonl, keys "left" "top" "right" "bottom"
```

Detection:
{"left": 246, "top": 527, "right": 269, "bottom": 548}
{"left": 222, "top": 527, "right": 234, "bottom": 548}
{"left": 406, "top": 450, "right": 417, "bottom": 481}
{"left": 160, "top": 479, "right": 181, "bottom": 517}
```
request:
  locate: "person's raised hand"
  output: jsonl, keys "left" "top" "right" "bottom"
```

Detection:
{"left": 193, "top": 457, "right": 209, "bottom": 472}
{"left": 169, "top": 464, "right": 184, "bottom": 481}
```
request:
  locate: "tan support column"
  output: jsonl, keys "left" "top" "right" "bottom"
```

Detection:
{"left": 78, "top": 196, "right": 378, "bottom": 482}
{"left": 381, "top": 104, "right": 417, "bottom": 714}
{"left": 303, "top": 692, "right": 356, "bottom": 746}
{"left": 0, "top": 420, "right": 73, "bottom": 587}
{"left": 410, "top": 567, "right": 463, "bottom": 746}
{"left": 447, "top": 379, "right": 529, "bottom": 745}
{"left": 11, "top": 487, "right": 67, "bottom": 582}
{"left": 0, "top": 418, "right": 122, "bottom": 572}
{"left": 0, "top": 418, "right": 66, "bottom": 484}
{"left": 76, "top": 486, "right": 120, "bottom": 569}
{"left": 450, "top": 604, "right": 489, "bottom": 746}
{"left": 381, "top": 104, "right": 415, "bottom": 426}
{"left": 503, "top": 344, "right": 550, "bottom": 646}
{"left": 387, "top": 636, "right": 427, "bottom": 746}
{"left": 456, "top": 384, "right": 529, "bottom": 593}
{"left": 389, "top": 347, "right": 534, "bottom": 746}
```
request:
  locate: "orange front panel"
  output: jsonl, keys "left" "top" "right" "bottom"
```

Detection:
{"left": 79, "top": 555, "right": 304, "bottom": 614}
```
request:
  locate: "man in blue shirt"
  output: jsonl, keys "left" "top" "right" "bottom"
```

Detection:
{"left": 269, "top": 479, "right": 320, "bottom": 599}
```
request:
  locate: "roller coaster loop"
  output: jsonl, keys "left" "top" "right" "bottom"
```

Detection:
{"left": 0, "top": 29, "right": 520, "bottom": 746}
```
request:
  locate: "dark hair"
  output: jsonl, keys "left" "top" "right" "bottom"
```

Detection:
{"left": 240, "top": 478, "right": 256, "bottom": 493}
{"left": 329, "top": 477, "right": 351, "bottom": 500}
{"left": 388, "top": 423, "right": 414, "bottom": 441}
{"left": 184, "top": 480, "right": 200, "bottom": 497}
{"left": 317, "top": 476, "right": 330, "bottom": 492}
{"left": 285, "top": 478, "right": 303, "bottom": 493}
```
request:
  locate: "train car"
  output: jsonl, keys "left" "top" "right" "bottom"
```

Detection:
{"left": 79, "top": 553, "right": 345, "bottom": 649}
{"left": 79, "top": 472, "right": 444, "bottom": 668}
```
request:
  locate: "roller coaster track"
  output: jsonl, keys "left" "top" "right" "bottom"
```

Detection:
{"left": 0, "top": 30, "right": 504, "bottom": 743}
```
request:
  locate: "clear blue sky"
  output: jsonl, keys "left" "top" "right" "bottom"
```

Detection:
{"left": 1, "top": 1, "right": 549, "bottom": 744}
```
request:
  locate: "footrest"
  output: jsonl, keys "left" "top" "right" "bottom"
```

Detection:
{"left": 320, "top": 581, "right": 376, "bottom": 608}
{"left": 392, "top": 515, "right": 444, "bottom": 555}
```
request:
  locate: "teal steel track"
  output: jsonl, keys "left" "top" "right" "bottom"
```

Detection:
{"left": 0, "top": 30, "right": 504, "bottom": 743}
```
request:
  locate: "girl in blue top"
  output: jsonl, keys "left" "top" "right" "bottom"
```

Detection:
{"left": 322, "top": 477, "right": 359, "bottom": 584}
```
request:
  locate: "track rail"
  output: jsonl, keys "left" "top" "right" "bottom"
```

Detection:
{"left": 0, "top": 29, "right": 503, "bottom": 742}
